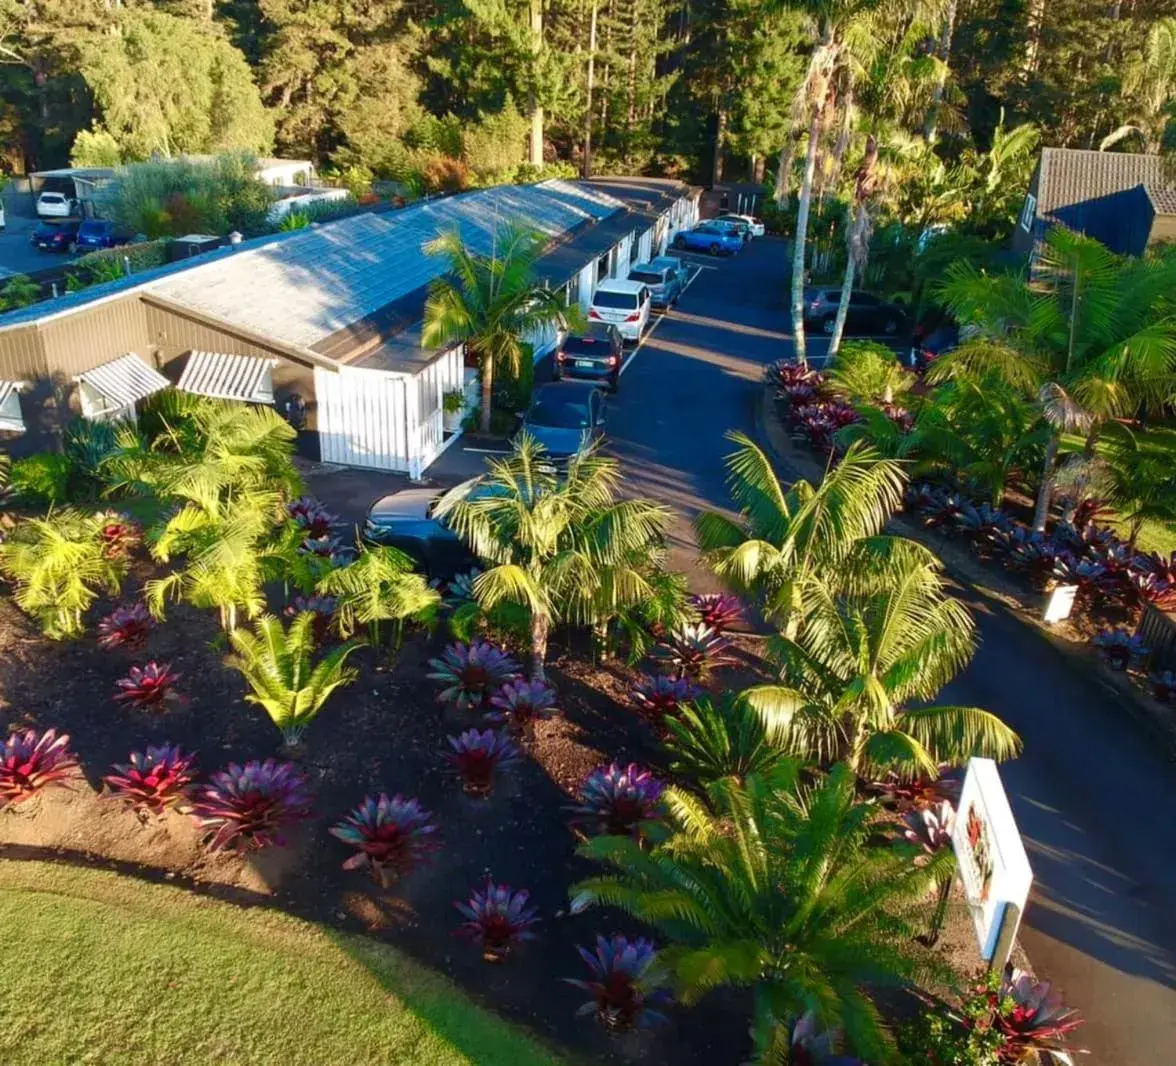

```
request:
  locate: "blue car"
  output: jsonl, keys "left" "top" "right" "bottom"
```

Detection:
{"left": 672, "top": 223, "right": 742, "bottom": 256}
{"left": 75, "top": 219, "right": 133, "bottom": 253}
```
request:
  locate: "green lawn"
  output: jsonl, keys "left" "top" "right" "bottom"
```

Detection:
{"left": 0, "top": 860, "right": 563, "bottom": 1066}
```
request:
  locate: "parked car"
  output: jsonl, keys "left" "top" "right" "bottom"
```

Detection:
{"left": 554, "top": 321, "right": 624, "bottom": 390}
{"left": 910, "top": 322, "right": 959, "bottom": 370}
{"left": 516, "top": 380, "right": 607, "bottom": 473}
{"left": 30, "top": 219, "right": 81, "bottom": 254}
{"left": 588, "top": 278, "right": 652, "bottom": 342}
{"left": 628, "top": 259, "right": 684, "bottom": 309}
{"left": 716, "top": 212, "right": 765, "bottom": 237}
{"left": 75, "top": 219, "right": 133, "bottom": 253}
{"left": 672, "top": 223, "right": 743, "bottom": 256}
{"left": 35, "top": 191, "right": 76, "bottom": 219}
{"left": 363, "top": 483, "right": 482, "bottom": 580}
{"left": 711, "top": 217, "right": 750, "bottom": 242}
{"left": 801, "top": 287, "right": 906, "bottom": 336}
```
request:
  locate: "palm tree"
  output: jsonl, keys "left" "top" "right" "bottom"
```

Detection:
{"left": 317, "top": 544, "right": 440, "bottom": 647}
{"left": 1101, "top": 17, "right": 1176, "bottom": 152}
{"left": 0, "top": 509, "right": 127, "bottom": 639}
{"left": 571, "top": 765, "right": 950, "bottom": 1059}
{"left": 434, "top": 435, "right": 672, "bottom": 679}
{"left": 743, "top": 547, "right": 1021, "bottom": 779}
{"left": 695, "top": 433, "right": 909, "bottom": 636}
{"left": 934, "top": 226, "right": 1176, "bottom": 529}
{"left": 827, "top": 339, "right": 913, "bottom": 406}
{"left": 827, "top": 135, "right": 880, "bottom": 357}
{"left": 1085, "top": 424, "right": 1176, "bottom": 552}
{"left": 422, "top": 222, "right": 575, "bottom": 435}
{"left": 226, "top": 612, "right": 362, "bottom": 745}
{"left": 146, "top": 489, "right": 284, "bottom": 631}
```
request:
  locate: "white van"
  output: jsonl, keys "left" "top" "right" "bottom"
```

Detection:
{"left": 588, "top": 278, "right": 651, "bottom": 342}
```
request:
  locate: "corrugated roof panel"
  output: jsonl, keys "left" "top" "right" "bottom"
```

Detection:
{"left": 177, "top": 351, "right": 277, "bottom": 403}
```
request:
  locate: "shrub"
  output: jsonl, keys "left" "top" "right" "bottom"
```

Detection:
{"left": 631, "top": 675, "right": 700, "bottom": 728}
{"left": 94, "top": 512, "right": 141, "bottom": 561}
{"left": 0, "top": 273, "right": 41, "bottom": 311}
{"left": 191, "top": 760, "right": 313, "bottom": 852}
{"left": 901, "top": 801, "right": 956, "bottom": 856}
{"left": 486, "top": 679, "right": 558, "bottom": 731}
{"left": 454, "top": 878, "right": 539, "bottom": 959}
{"left": 287, "top": 497, "right": 339, "bottom": 538}
{"left": 97, "top": 603, "right": 154, "bottom": 650}
{"left": 997, "top": 969, "right": 1084, "bottom": 1062}
{"left": 689, "top": 592, "right": 744, "bottom": 633}
{"left": 428, "top": 641, "right": 521, "bottom": 711}
{"left": 564, "top": 935, "right": 670, "bottom": 1031}
{"left": 8, "top": 453, "right": 71, "bottom": 505}
{"left": 791, "top": 401, "right": 861, "bottom": 451}
{"left": 329, "top": 793, "right": 439, "bottom": 885}
{"left": 664, "top": 694, "right": 787, "bottom": 785}
{"left": 445, "top": 728, "right": 520, "bottom": 797}
{"left": 568, "top": 763, "right": 664, "bottom": 840}
{"left": 0, "top": 728, "right": 78, "bottom": 808}
{"left": 104, "top": 744, "right": 198, "bottom": 815}
{"left": 418, "top": 154, "right": 473, "bottom": 193}
{"left": 1091, "top": 628, "right": 1149, "bottom": 671}
{"left": 113, "top": 662, "right": 183, "bottom": 709}
{"left": 652, "top": 623, "right": 735, "bottom": 680}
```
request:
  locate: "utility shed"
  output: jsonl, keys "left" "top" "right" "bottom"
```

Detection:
{"left": 0, "top": 178, "right": 697, "bottom": 475}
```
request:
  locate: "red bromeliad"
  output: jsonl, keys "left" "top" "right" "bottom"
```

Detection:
{"left": 0, "top": 727, "right": 78, "bottom": 808}
{"left": 190, "top": 759, "right": 312, "bottom": 852}
{"left": 454, "top": 878, "right": 539, "bottom": 960}
{"left": 113, "top": 662, "right": 183, "bottom": 710}
{"left": 97, "top": 604, "right": 154, "bottom": 651}
{"left": 445, "top": 728, "right": 519, "bottom": 797}
{"left": 329, "top": 793, "right": 439, "bottom": 885}
{"left": 105, "top": 744, "right": 198, "bottom": 815}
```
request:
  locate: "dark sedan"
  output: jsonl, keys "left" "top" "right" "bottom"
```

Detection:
{"left": 516, "top": 381, "right": 607, "bottom": 474}
{"left": 553, "top": 322, "right": 623, "bottom": 390}
{"left": 802, "top": 287, "right": 906, "bottom": 337}
{"left": 363, "top": 483, "right": 480, "bottom": 580}
{"left": 75, "top": 219, "right": 133, "bottom": 253}
{"left": 30, "top": 219, "right": 81, "bottom": 254}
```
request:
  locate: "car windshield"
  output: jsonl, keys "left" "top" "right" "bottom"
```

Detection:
{"left": 528, "top": 397, "right": 590, "bottom": 428}
{"left": 40, "top": 193, "right": 65, "bottom": 202}
{"left": 629, "top": 270, "right": 663, "bottom": 285}
{"left": 564, "top": 336, "right": 609, "bottom": 356}
{"left": 592, "top": 290, "right": 638, "bottom": 309}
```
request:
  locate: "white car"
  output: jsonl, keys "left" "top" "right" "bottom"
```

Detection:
{"left": 588, "top": 278, "right": 651, "bottom": 342}
{"left": 717, "top": 212, "right": 765, "bottom": 238}
{"left": 36, "top": 191, "right": 75, "bottom": 219}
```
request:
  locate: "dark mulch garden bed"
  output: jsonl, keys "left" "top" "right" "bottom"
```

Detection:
{"left": 0, "top": 584, "right": 759, "bottom": 1064}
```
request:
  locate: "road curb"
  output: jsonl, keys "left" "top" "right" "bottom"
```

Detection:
{"left": 755, "top": 384, "right": 1176, "bottom": 760}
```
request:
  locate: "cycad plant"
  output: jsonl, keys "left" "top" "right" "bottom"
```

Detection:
{"left": 571, "top": 765, "right": 950, "bottom": 1061}
{"left": 0, "top": 509, "right": 128, "bottom": 638}
{"left": 317, "top": 544, "right": 440, "bottom": 647}
{"left": 434, "top": 435, "right": 671, "bottom": 679}
{"left": 225, "top": 612, "right": 362, "bottom": 746}
{"left": 422, "top": 222, "right": 576, "bottom": 433}
{"left": 744, "top": 547, "right": 1020, "bottom": 780}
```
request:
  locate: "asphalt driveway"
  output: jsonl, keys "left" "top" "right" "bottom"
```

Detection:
{"left": 601, "top": 236, "right": 1176, "bottom": 1064}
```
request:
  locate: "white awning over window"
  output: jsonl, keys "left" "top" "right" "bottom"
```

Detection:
{"left": 0, "top": 381, "right": 26, "bottom": 433}
{"left": 177, "top": 351, "right": 277, "bottom": 404}
{"left": 75, "top": 353, "right": 170, "bottom": 421}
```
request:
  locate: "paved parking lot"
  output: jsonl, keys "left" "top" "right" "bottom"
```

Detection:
{"left": 0, "top": 189, "right": 80, "bottom": 279}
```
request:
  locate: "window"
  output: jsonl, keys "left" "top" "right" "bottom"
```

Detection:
{"left": 629, "top": 270, "right": 664, "bottom": 285}
{"left": 592, "top": 290, "right": 639, "bottom": 310}
{"left": 1020, "top": 193, "right": 1037, "bottom": 232}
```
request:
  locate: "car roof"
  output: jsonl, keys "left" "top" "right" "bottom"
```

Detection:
{"left": 566, "top": 320, "right": 617, "bottom": 340}
{"left": 367, "top": 485, "right": 443, "bottom": 520}
{"left": 648, "top": 255, "right": 681, "bottom": 268}
{"left": 628, "top": 261, "right": 665, "bottom": 274}
{"left": 594, "top": 278, "right": 646, "bottom": 294}
{"left": 39, "top": 191, "right": 67, "bottom": 199}
{"left": 534, "top": 380, "right": 603, "bottom": 401}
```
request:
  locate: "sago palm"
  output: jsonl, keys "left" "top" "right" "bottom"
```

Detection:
{"left": 226, "top": 612, "right": 362, "bottom": 745}
{"left": 422, "top": 222, "right": 576, "bottom": 434}
{"left": 0, "top": 509, "right": 127, "bottom": 639}
{"left": 571, "top": 764, "right": 951, "bottom": 1061}
{"left": 695, "top": 433, "right": 910, "bottom": 635}
{"left": 434, "top": 434, "right": 671, "bottom": 679}
{"left": 317, "top": 544, "right": 440, "bottom": 646}
{"left": 744, "top": 547, "right": 1020, "bottom": 779}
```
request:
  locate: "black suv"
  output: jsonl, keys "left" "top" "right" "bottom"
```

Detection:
{"left": 802, "top": 288, "right": 906, "bottom": 337}
{"left": 553, "top": 321, "right": 624, "bottom": 391}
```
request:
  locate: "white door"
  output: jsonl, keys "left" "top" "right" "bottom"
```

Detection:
{"left": 615, "top": 234, "right": 632, "bottom": 281}
{"left": 577, "top": 262, "right": 594, "bottom": 313}
{"left": 315, "top": 366, "right": 411, "bottom": 472}
{"left": 638, "top": 228, "right": 653, "bottom": 263}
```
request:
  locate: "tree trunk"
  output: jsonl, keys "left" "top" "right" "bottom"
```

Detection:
{"left": 528, "top": 0, "right": 545, "bottom": 167}
{"left": 773, "top": 142, "right": 792, "bottom": 206}
{"left": 712, "top": 106, "right": 727, "bottom": 187}
{"left": 923, "top": 0, "right": 957, "bottom": 141}
{"left": 479, "top": 354, "right": 494, "bottom": 435}
{"left": 583, "top": 0, "right": 598, "bottom": 177}
{"left": 790, "top": 111, "right": 822, "bottom": 368}
{"left": 827, "top": 231, "right": 855, "bottom": 358}
{"left": 1032, "top": 435, "right": 1060, "bottom": 532}
{"left": 752, "top": 154, "right": 765, "bottom": 184}
{"left": 1023, "top": 0, "right": 1046, "bottom": 78}
{"left": 530, "top": 610, "right": 550, "bottom": 680}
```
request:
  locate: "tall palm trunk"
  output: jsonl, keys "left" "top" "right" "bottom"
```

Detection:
{"left": 827, "top": 242, "right": 855, "bottom": 357}
{"left": 530, "top": 610, "right": 550, "bottom": 680}
{"left": 583, "top": 0, "right": 598, "bottom": 176}
{"left": 923, "top": 0, "right": 957, "bottom": 141}
{"left": 1032, "top": 435, "right": 1059, "bottom": 532}
{"left": 790, "top": 109, "right": 822, "bottom": 369}
{"left": 479, "top": 353, "right": 494, "bottom": 435}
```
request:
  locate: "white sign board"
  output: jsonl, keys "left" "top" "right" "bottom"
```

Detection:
{"left": 1043, "top": 584, "right": 1078, "bottom": 624}
{"left": 950, "top": 758, "right": 1033, "bottom": 966}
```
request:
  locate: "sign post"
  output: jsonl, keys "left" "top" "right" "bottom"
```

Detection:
{"left": 949, "top": 758, "right": 1033, "bottom": 972}
{"left": 1043, "top": 584, "right": 1078, "bottom": 624}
